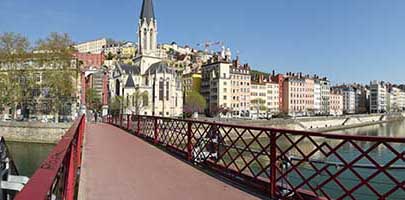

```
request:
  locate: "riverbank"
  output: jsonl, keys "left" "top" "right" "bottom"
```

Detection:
{"left": 0, "top": 121, "right": 72, "bottom": 144}
{"left": 205, "top": 113, "right": 405, "bottom": 132}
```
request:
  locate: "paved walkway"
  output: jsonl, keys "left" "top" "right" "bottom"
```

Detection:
{"left": 78, "top": 123, "right": 259, "bottom": 200}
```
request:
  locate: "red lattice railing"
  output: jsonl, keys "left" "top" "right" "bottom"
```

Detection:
{"left": 104, "top": 114, "right": 405, "bottom": 199}
{"left": 15, "top": 115, "right": 86, "bottom": 200}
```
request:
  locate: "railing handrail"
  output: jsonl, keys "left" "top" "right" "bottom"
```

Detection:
{"left": 14, "top": 114, "right": 86, "bottom": 200}
{"left": 129, "top": 114, "right": 405, "bottom": 143}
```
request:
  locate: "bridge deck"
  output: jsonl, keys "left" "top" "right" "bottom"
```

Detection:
{"left": 78, "top": 123, "right": 259, "bottom": 200}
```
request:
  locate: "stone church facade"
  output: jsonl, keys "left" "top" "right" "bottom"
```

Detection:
{"left": 109, "top": 0, "right": 183, "bottom": 117}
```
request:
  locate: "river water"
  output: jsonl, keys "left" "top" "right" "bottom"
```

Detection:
{"left": 7, "top": 141, "right": 55, "bottom": 177}
{"left": 287, "top": 120, "right": 405, "bottom": 199}
{"left": 334, "top": 119, "right": 405, "bottom": 137}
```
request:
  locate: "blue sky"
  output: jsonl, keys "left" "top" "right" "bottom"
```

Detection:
{"left": 1, "top": 0, "right": 405, "bottom": 84}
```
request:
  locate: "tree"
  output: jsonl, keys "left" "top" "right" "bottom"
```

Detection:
{"left": 42, "top": 69, "right": 76, "bottom": 121}
{"left": 86, "top": 88, "right": 102, "bottom": 113}
{"left": 128, "top": 90, "right": 148, "bottom": 115}
{"left": 35, "top": 32, "right": 75, "bottom": 54}
{"left": 109, "top": 96, "right": 125, "bottom": 116}
{"left": 0, "top": 32, "right": 30, "bottom": 56}
{"left": 105, "top": 52, "right": 114, "bottom": 60}
{"left": 184, "top": 90, "right": 206, "bottom": 117}
{"left": 0, "top": 32, "right": 31, "bottom": 118}
{"left": 37, "top": 33, "right": 78, "bottom": 122}
{"left": 251, "top": 98, "right": 267, "bottom": 118}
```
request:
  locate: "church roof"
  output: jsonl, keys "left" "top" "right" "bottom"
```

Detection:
{"left": 140, "top": 0, "right": 155, "bottom": 23}
{"left": 125, "top": 75, "right": 136, "bottom": 88}
{"left": 120, "top": 63, "right": 140, "bottom": 75}
{"left": 145, "top": 62, "right": 176, "bottom": 74}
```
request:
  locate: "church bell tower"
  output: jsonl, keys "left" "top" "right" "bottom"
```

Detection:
{"left": 138, "top": 0, "right": 157, "bottom": 56}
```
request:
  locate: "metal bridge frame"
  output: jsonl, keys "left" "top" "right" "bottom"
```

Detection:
{"left": 14, "top": 115, "right": 86, "bottom": 200}
{"left": 105, "top": 114, "right": 405, "bottom": 200}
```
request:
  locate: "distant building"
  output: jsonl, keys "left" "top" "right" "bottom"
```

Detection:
{"left": 313, "top": 80, "right": 321, "bottom": 114}
{"left": 329, "top": 90, "right": 343, "bottom": 116}
{"left": 103, "top": 43, "right": 122, "bottom": 57}
{"left": 304, "top": 77, "right": 315, "bottom": 113}
{"left": 370, "top": 81, "right": 387, "bottom": 113}
{"left": 270, "top": 73, "right": 285, "bottom": 112}
{"left": 357, "top": 87, "right": 370, "bottom": 113}
{"left": 250, "top": 75, "right": 279, "bottom": 118}
{"left": 74, "top": 38, "right": 107, "bottom": 54}
{"left": 201, "top": 57, "right": 251, "bottom": 118}
{"left": 121, "top": 42, "right": 136, "bottom": 58}
{"left": 282, "top": 75, "right": 306, "bottom": 115}
{"left": 73, "top": 52, "right": 105, "bottom": 69}
{"left": 320, "top": 78, "right": 330, "bottom": 115}
{"left": 266, "top": 82, "right": 280, "bottom": 115}
{"left": 342, "top": 87, "right": 356, "bottom": 114}
{"left": 281, "top": 73, "right": 315, "bottom": 115}
{"left": 183, "top": 72, "right": 202, "bottom": 92}
{"left": 387, "top": 86, "right": 405, "bottom": 112}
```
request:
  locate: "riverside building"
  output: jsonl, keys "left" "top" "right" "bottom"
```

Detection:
{"left": 370, "top": 80, "right": 387, "bottom": 113}
{"left": 329, "top": 90, "right": 344, "bottom": 116}
{"left": 201, "top": 56, "right": 251, "bottom": 118}
{"left": 250, "top": 75, "right": 279, "bottom": 118}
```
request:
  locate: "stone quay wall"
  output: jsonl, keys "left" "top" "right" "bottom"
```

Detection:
{"left": 0, "top": 121, "right": 72, "bottom": 144}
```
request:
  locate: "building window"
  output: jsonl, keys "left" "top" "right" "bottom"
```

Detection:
{"left": 159, "top": 79, "right": 164, "bottom": 100}
{"left": 175, "top": 95, "right": 178, "bottom": 107}
{"left": 143, "top": 94, "right": 149, "bottom": 106}
{"left": 166, "top": 81, "right": 170, "bottom": 101}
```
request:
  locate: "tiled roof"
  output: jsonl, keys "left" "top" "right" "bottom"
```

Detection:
{"left": 125, "top": 75, "right": 136, "bottom": 88}
{"left": 145, "top": 62, "right": 176, "bottom": 74}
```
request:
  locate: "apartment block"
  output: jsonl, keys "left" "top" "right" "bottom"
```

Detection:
{"left": 387, "top": 86, "right": 405, "bottom": 112}
{"left": 329, "top": 90, "right": 343, "bottom": 116}
{"left": 314, "top": 80, "right": 321, "bottom": 114}
{"left": 250, "top": 76, "right": 279, "bottom": 118}
{"left": 74, "top": 38, "right": 107, "bottom": 54}
{"left": 183, "top": 72, "right": 202, "bottom": 93}
{"left": 342, "top": 87, "right": 356, "bottom": 114}
{"left": 201, "top": 57, "right": 251, "bottom": 118}
{"left": 370, "top": 81, "right": 387, "bottom": 113}
{"left": 320, "top": 79, "right": 331, "bottom": 115}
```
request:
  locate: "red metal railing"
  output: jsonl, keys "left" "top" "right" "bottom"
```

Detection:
{"left": 104, "top": 114, "right": 405, "bottom": 199}
{"left": 15, "top": 115, "right": 86, "bottom": 200}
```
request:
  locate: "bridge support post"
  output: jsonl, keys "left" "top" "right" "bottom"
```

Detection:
{"left": 120, "top": 114, "right": 123, "bottom": 127}
{"left": 154, "top": 118, "right": 158, "bottom": 144}
{"left": 187, "top": 121, "right": 193, "bottom": 161}
{"left": 137, "top": 115, "right": 141, "bottom": 136}
{"left": 127, "top": 115, "right": 131, "bottom": 131}
{"left": 269, "top": 132, "right": 277, "bottom": 198}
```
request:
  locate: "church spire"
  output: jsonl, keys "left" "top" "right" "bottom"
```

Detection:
{"left": 137, "top": 0, "right": 158, "bottom": 57}
{"left": 140, "top": 0, "right": 155, "bottom": 23}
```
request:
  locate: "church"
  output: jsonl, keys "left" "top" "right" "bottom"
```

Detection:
{"left": 109, "top": 0, "right": 183, "bottom": 117}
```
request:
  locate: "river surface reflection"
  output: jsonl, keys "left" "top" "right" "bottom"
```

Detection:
{"left": 7, "top": 141, "right": 55, "bottom": 177}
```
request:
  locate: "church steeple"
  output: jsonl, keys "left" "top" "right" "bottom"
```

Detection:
{"left": 138, "top": 0, "right": 157, "bottom": 56}
{"left": 140, "top": 0, "right": 155, "bottom": 23}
